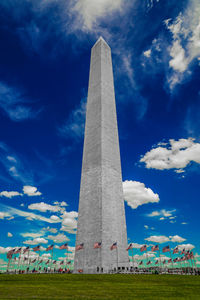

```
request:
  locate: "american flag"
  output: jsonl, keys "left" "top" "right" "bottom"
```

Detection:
{"left": 94, "top": 242, "right": 102, "bottom": 249}
{"left": 140, "top": 245, "right": 147, "bottom": 252}
{"left": 23, "top": 246, "right": 30, "bottom": 254}
{"left": 163, "top": 260, "right": 166, "bottom": 264}
{"left": 59, "top": 243, "right": 68, "bottom": 250}
{"left": 39, "top": 260, "right": 43, "bottom": 264}
{"left": 46, "top": 245, "right": 54, "bottom": 251}
{"left": 78, "top": 269, "right": 83, "bottom": 273}
{"left": 155, "top": 260, "right": 159, "bottom": 265}
{"left": 33, "top": 245, "right": 40, "bottom": 252}
{"left": 147, "top": 260, "right": 151, "bottom": 265}
{"left": 181, "top": 248, "right": 185, "bottom": 255}
{"left": 24, "top": 257, "right": 28, "bottom": 261}
{"left": 7, "top": 249, "right": 15, "bottom": 259}
{"left": 190, "top": 251, "right": 194, "bottom": 259}
{"left": 32, "top": 259, "right": 36, "bottom": 263}
{"left": 76, "top": 243, "right": 84, "bottom": 251}
{"left": 139, "top": 261, "right": 143, "bottom": 265}
{"left": 67, "top": 261, "right": 71, "bottom": 265}
{"left": 168, "top": 258, "right": 172, "bottom": 263}
{"left": 151, "top": 245, "right": 159, "bottom": 252}
{"left": 15, "top": 247, "right": 22, "bottom": 254}
{"left": 173, "top": 258, "right": 178, "bottom": 262}
{"left": 162, "top": 246, "right": 170, "bottom": 253}
{"left": 46, "top": 260, "right": 50, "bottom": 264}
{"left": 110, "top": 242, "right": 117, "bottom": 251}
{"left": 126, "top": 243, "right": 133, "bottom": 251}
{"left": 173, "top": 247, "right": 179, "bottom": 254}
{"left": 60, "top": 261, "right": 64, "bottom": 265}
{"left": 53, "top": 260, "right": 57, "bottom": 264}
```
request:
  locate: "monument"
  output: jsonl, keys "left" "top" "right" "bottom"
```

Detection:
{"left": 74, "top": 37, "right": 129, "bottom": 274}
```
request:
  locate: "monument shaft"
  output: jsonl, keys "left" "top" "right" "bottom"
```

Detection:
{"left": 74, "top": 37, "right": 129, "bottom": 273}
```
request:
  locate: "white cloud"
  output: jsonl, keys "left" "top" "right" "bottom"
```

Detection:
{"left": 28, "top": 202, "right": 61, "bottom": 213}
{"left": 123, "top": 180, "right": 159, "bottom": 209}
{"left": 170, "top": 235, "right": 186, "bottom": 243}
{"left": 0, "top": 81, "right": 41, "bottom": 122}
{"left": 0, "top": 246, "right": 12, "bottom": 254}
{"left": 7, "top": 232, "right": 13, "bottom": 237}
{"left": 47, "top": 233, "right": 69, "bottom": 243}
{"left": 43, "top": 226, "right": 58, "bottom": 234}
{"left": 21, "top": 232, "right": 43, "bottom": 238}
{"left": 148, "top": 209, "right": 175, "bottom": 219}
{"left": 165, "top": 0, "right": 200, "bottom": 89}
{"left": 23, "top": 186, "right": 42, "bottom": 196}
{"left": 145, "top": 235, "right": 170, "bottom": 243}
{"left": 0, "top": 212, "right": 10, "bottom": 219}
{"left": 58, "top": 98, "right": 86, "bottom": 140}
{"left": 0, "top": 191, "right": 22, "bottom": 198}
{"left": 140, "top": 138, "right": 200, "bottom": 172}
{"left": 144, "top": 225, "right": 149, "bottom": 229}
{"left": 178, "top": 244, "right": 195, "bottom": 251}
{"left": 181, "top": 222, "right": 188, "bottom": 225}
{"left": 60, "top": 211, "right": 78, "bottom": 234}
{"left": 71, "top": 0, "right": 124, "bottom": 31}
{"left": 143, "top": 49, "right": 152, "bottom": 58}
{"left": 23, "top": 237, "right": 48, "bottom": 245}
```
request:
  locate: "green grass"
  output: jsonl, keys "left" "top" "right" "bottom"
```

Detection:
{"left": 0, "top": 274, "right": 200, "bottom": 299}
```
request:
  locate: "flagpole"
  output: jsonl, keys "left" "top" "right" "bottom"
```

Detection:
{"left": 37, "top": 249, "right": 40, "bottom": 272}
{"left": 18, "top": 249, "right": 22, "bottom": 273}
{"left": 116, "top": 246, "right": 118, "bottom": 272}
{"left": 169, "top": 249, "right": 173, "bottom": 269}
{"left": 27, "top": 250, "right": 30, "bottom": 273}
{"left": 131, "top": 248, "right": 134, "bottom": 270}
{"left": 51, "top": 247, "right": 54, "bottom": 273}
{"left": 146, "top": 250, "right": 148, "bottom": 270}
{"left": 158, "top": 249, "right": 161, "bottom": 272}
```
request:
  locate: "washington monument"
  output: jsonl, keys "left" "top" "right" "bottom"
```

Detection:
{"left": 74, "top": 37, "right": 129, "bottom": 274}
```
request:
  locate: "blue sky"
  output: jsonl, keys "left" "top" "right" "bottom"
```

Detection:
{"left": 0, "top": 0, "right": 200, "bottom": 269}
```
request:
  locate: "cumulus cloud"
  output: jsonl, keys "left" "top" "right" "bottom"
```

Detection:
{"left": 23, "top": 237, "right": 48, "bottom": 245}
{"left": 178, "top": 244, "right": 195, "bottom": 251}
{"left": 140, "top": 138, "right": 200, "bottom": 172}
{"left": 0, "top": 246, "right": 12, "bottom": 254}
{"left": 7, "top": 232, "right": 13, "bottom": 237}
{"left": 145, "top": 235, "right": 170, "bottom": 243}
{"left": 28, "top": 202, "right": 62, "bottom": 213}
{"left": 23, "top": 186, "right": 42, "bottom": 196}
{"left": 0, "top": 191, "right": 22, "bottom": 198}
{"left": 143, "top": 49, "right": 152, "bottom": 58}
{"left": 123, "top": 180, "right": 159, "bottom": 209}
{"left": 47, "top": 233, "right": 69, "bottom": 243}
{"left": 43, "top": 226, "right": 58, "bottom": 234}
{"left": 21, "top": 232, "right": 43, "bottom": 238}
{"left": 60, "top": 211, "right": 78, "bottom": 234}
{"left": 170, "top": 235, "right": 186, "bottom": 243}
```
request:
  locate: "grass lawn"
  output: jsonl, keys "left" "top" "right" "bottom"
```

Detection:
{"left": 0, "top": 274, "right": 200, "bottom": 299}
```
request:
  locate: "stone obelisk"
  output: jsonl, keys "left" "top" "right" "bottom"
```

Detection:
{"left": 74, "top": 37, "right": 129, "bottom": 274}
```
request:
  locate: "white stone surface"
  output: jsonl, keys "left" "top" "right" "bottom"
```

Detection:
{"left": 74, "top": 38, "right": 129, "bottom": 273}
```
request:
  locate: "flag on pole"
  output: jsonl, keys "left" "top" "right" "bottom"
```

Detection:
{"left": 60, "top": 261, "right": 64, "bottom": 265}
{"left": 76, "top": 243, "right": 84, "bottom": 251}
{"left": 31, "top": 259, "right": 37, "bottom": 263}
{"left": 162, "top": 246, "right": 170, "bottom": 253}
{"left": 94, "top": 242, "right": 102, "bottom": 249}
{"left": 147, "top": 260, "right": 151, "bottom": 265}
{"left": 168, "top": 258, "right": 172, "bottom": 263}
{"left": 39, "top": 260, "right": 43, "bottom": 264}
{"left": 140, "top": 245, "right": 147, "bottom": 252}
{"left": 139, "top": 261, "right": 143, "bottom": 265}
{"left": 46, "top": 245, "right": 54, "bottom": 251}
{"left": 67, "top": 261, "right": 71, "bottom": 265}
{"left": 53, "top": 260, "right": 57, "bottom": 264}
{"left": 173, "top": 247, "right": 179, "bottom": 254}
{"left": 7, "top": 249, "right": 15, "bottom": 259}
{"left": 126, "top": 243, "right": 133, "bottom": 251}
{"left": 78, "top": 269, "right": 83, "bottom": 273}
{"left": 173, "top": 258, "right": 178, "bottom": 262}
{"left": 15, "top": 248, "right": 22, "bottom": 254}
{"left": 155, "top": 260, "right": 159, "bottom": 265}
{"left": 46, "top": 260, "right": 50, "bottom": 264}
{"left": 59, "top": 243, "right": 68, "bottom": 250}
{"left": 163, "top": 260, "right": 166, "bottom": 264}
{"left": 190, "top": 251, "right": 194, "bottom": 259}
{"left": 151, "top": 245, "right": 159, "bottom": 252}
{"left": 33, "top": 245, "right": 40, "bottom": 252}
{"left": 110, "top": 242, "right": 117, "bottom": 251}
{"left": 23, "top": 246, "right": 30, "bottom": 254}
{"left": 181, "top": 248, "right": 185, "bottom": 255}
